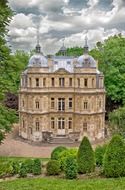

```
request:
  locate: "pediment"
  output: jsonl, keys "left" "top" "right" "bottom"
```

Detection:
{"left": 54, "top": 68, "right": 70, "bottom": 74}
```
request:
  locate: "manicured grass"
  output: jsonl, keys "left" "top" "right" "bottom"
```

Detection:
{"left": 0, "top": 177, "right": 125, "bottom": 190}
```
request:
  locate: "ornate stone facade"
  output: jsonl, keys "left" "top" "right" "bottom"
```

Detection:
{"left": 19, "top": 42, "right": 105, "bottom": 143}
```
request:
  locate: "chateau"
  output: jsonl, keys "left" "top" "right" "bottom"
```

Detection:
{"left": 19, "top": 38, "right": 105, "bottom": 143}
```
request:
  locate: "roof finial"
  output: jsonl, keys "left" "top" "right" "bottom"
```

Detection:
{"left": 35, "top": 25, "right": 41, "bottom": 53}
{"left": 84, "top": 34, "right": 89, "bottom": 54}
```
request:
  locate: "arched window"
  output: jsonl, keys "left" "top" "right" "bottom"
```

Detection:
{"left": 84, "top": 101, "right": 88, "bottom": 110}
{"left": 83, "top": 122, "right": 87, "bottom": 132}
{"left": 77, "top": 78, "right": 80, "bottom": 87}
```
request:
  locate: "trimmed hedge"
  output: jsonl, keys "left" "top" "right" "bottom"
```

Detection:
{"left": 95, "top": 144, "right": 107, "bottom": 166}
{"left": 65, "top": 156, "right": 77, "bottom": 179}
{"left": 103, "top": 135, "right": 125, "bottom": 177}
{"left": 77, "top": 136, "right": 95, "bottom": 174}
{"left": 51, "top": 146, "right": 67, "bottom": 160}
{"left": 59, "top": 148, "right": 77, "bottom": 171}
{"left": 32, "top": 159, "right": 41, "bottom": 175}
{"left": 19, "top": 162, "right": 27, "bottom": 178}
{"left": 46, "top": 160, "right": 61, "bottom": 175}
{"left": 0, "top": 162, "right": 13, "bottom": 178}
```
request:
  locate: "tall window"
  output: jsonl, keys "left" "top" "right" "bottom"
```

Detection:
{"left": 22, "top": 120, "right": 25, "bottom": 128}
{"left": 83, "top": 122, "right": 87, "bottom": 132}
{"left": 51, "top": 117, "right": 55, "bottom": 129}
{"left": 84, "top": 78, "right": 88, "bottom": 87}
{"left": 59, "top": 78, "right": 65, "bottom": 87}
{"left": 29, "top": 77, "right": 32, "bottom": 87}
{"left": 77, "top": 78, "right": 80, "bottom": 87}
{"left": 84, "top": 101, "right": 88, "bottom": 110}
{"left": 35, "top": 101, "right": 39, "bottom": 109}
{"left": 68, "top": 118, "right": 72, "bottom": 129}
{"left": 58, "top": 98, "right": 65, "bottom": 111}
{"left": 51, "top": 78, "right": 55, "bottom": 87}
{"left": 22, "top": 100, "right": 24, "bottom": 107}
{"left": 51, "top": 98, "right": 55, "bottom": 109}
{"left": 92, "top": 78, "right": 94, "bottom": 88}
{"left": 58, "top": 118, "right": 65, "bottom": 129}
{"left": 43, "top": 78, "right": 46, "bottom": 87}
{"left": 69, "top": 98, "right": 72, "bottom": 109}
{"left": 36, "top": 121, "right": 39, "bottom": 131}
{"left": 36, "top": 78, "right": 39, "bottom": 87}
{"left": 69, "top": 78, "right": 72, "bottom": 87}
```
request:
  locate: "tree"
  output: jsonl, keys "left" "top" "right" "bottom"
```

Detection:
{"left": 109, "top": 106, "right": 125, "bottom": 135}
{"left": 103, "top": 135, "right": 125, "bottom": 177}
{"left": 77, "top": 136, "right": 95, "bottom": 174}
{"left": 90, "top": 34, "right": 125, "bottom": 114}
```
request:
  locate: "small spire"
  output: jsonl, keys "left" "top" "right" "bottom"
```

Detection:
{"left": 84, "top": 35, "right": 89, "bottom": 54}
{"left": 35, "top": 25, "right": 41, "bottom": 53}
{"left": 59, "top": 38, "right": 67, "bottom": 56}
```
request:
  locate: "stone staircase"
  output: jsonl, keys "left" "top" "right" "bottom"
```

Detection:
{"left": 49, "top": 135, "right": 74, "bottom": 144}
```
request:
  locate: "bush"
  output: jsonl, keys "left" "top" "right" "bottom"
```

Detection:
{"left": 65, "top": 156, "right": 77, "bottom": 179}
{"left": 59, "top": 148, "right": 77, "bottom": 171}
{"left": 24, "top": 159, "right": 35, "bottom": 173}
{"left": 51, "top": 146, "right": 67, "bottom": 160}
{"left": 77, "top": 136, "right": 95, "bottom": 174}
{"left": 19, "top": 162, "right": 27, "bottom": 177}
{"left": 103, "top": 135, "right": 125, "bottom": 177}
{"left": 32, "top": 159, "right": 41, "bottom": 175}
{"left": 95, "top": 144, "right": 107, "bottom": 166}
{"left": 0, "top": 162, "right": 13, "bottom": 177}
{"left": 46, "top": 160, "right": 61, "bottom": 175}
{"left": 11, "top": 161, "right": 20, "bottom": 175}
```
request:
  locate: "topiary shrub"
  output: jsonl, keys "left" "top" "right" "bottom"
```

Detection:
{"left": 65, "top": 156, "right": 78, "bottom": 179}
{"left": 59, "top": 148, "right": 77, "bottom": 171}
{"left": 32, "top": 159, "right": 41, "bottom": 175}
{"left": 46, "top": 160, "right": 61, "bottom": 175}
{"left": 19, "top": 162, "right": 27, "bottom": 178}
{"left": 24, "top": 159, "right": 35, "bottom": 173}
{"left": 51, "top": 146, "right": 67, "bottom": 160}
{"left": 103, "top": 135, "right": 125, "bottom": 177}
{"left": 95, "top": 144, "right": 107, "bottom": 166}
{"left": 77, "top": 136, "right": 95, "bottom": 174}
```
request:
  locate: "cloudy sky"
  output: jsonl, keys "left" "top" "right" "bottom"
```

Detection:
{"left": 8, "top": 0, "right": 125, "bottom": 55}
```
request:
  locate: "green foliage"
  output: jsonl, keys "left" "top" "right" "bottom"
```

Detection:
{"left": 51, "top": 146, "right": 67, "bottom": 160}
{"left": 0, "top": 104, "right": 18, "bottom": 143}
{"left": 77, "top": 136, "right": 95, "bottom": 174}
{"left": 95, "top": 144, "right": 107, "bottom": 166}
{"left": 32, "top": 159, "right": 41, "bottom": 175}
{"left": 0, "top": 161, "right": 13, "bottom": 177}
{"left": 46, "top": 160, "right": 61, "bottom": 176}
{"left": 90, "top": 34, "right": 125, "bottom": 112}
{"left": 103, "top": 135, "right": 125, "bottom": 177}
{"left": 65, "top": 156, "right": 77, "bottom": 179}
{"left": 59, "top": 148, "right": 77, "bottom": 171}
{"left": 11, "top": 161, "right": 20, "bottom": 175}
{"left": 24, "top": 159, "right": 35, "bottom": 173}
{"left": 19, "top": 162, "right": 27, "bottom": 178}
{"left": 109, "top": 106, "right": 125, "bottom": 135}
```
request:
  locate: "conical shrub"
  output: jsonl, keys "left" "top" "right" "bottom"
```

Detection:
{"left": 103, "top": 135, "right": 125, "bottom": 177}
{"left": 77, "top": 136, "right": 95, "bottom": 174}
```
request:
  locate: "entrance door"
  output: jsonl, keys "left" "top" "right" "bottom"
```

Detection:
{"left": 58, "top": 118, "right": 65, "bottom": 135}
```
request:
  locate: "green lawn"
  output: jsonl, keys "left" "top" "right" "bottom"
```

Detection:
{"left": 0, "top": 177, "right": 125, "bottom": 190}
